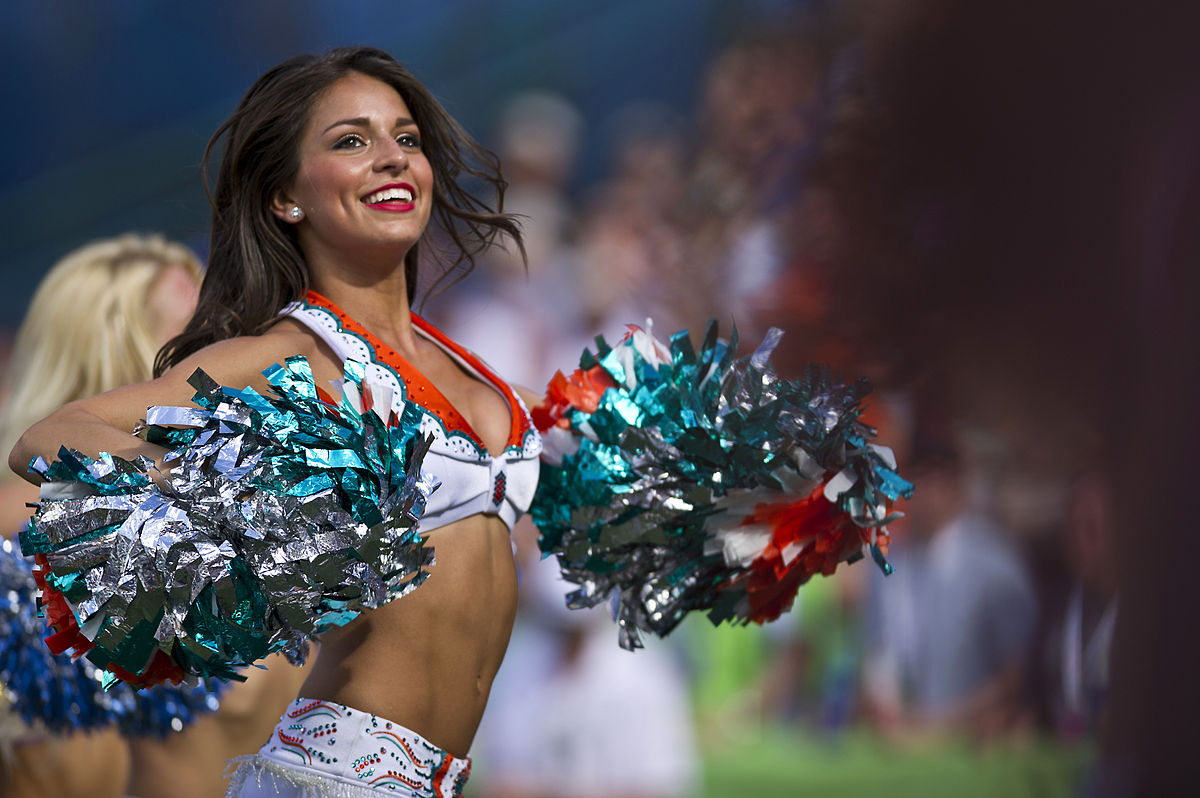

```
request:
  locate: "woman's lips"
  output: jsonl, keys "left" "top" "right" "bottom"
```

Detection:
{"left": 363, "top": 183, "right": 415, "bottom": 211}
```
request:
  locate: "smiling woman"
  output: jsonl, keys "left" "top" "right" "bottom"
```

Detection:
{"left": 152, "top": 47, "right": 523, "bottom": 378}
{"left": 9, "top": 47, "right": 527, "bottom": 798}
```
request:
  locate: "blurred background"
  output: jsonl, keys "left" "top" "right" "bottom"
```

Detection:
{"left": 2, "top": 1, "right": 1198, "bottom": 795}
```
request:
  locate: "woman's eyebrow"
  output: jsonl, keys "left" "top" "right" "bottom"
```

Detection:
{"left": 322, "top": 116, "right": 417, "bottom": 134}
{"left": 322, "top": 116, "right": 368, "bottom": 134}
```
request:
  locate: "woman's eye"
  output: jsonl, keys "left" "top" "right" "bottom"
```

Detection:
{"left": 333, "top": 134, "right": 365, "bottom": 150}
{"left": 397, "top": 133, "right": 421, "bottom": 149}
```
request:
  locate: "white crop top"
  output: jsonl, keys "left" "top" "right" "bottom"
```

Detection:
{"left": 281, "top": 292, "right": 541, "bottom": 532}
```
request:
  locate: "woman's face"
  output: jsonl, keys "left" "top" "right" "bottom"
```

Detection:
{"left": 275, "top": 72, "right": 434, "bottom": 274}
{"left": 147, "top": 263, "right": 201, "bottom": 346}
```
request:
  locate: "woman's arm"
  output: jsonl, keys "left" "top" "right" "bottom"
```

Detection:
{"left": 9, "top": 331, "right": 317, "bottom": 483}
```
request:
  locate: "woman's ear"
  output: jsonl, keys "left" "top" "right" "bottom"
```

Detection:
{"left": 270, "top": 192, "right": 305, "bottom": 224}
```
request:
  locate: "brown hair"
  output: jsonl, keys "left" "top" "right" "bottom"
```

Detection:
{"left": 155, "top": 46, "right": 523, "bottom": 375}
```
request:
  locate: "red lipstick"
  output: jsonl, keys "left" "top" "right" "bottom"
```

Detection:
{"left": 362, "top": 182, "right": 416, "bottom": 212}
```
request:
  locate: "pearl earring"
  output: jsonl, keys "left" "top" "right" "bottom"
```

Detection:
{"left": 288, "top": 206, "right": 304, "bottom": 221}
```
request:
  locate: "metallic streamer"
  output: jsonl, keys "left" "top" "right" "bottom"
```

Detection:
{"left": 531, "top": 322, "right": 913, "bottom": 649}
{"left": 21, "top": 356, "right": 433, "bottom": 687}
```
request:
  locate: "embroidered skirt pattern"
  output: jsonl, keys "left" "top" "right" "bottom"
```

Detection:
{"left": 226, "top": 698, "right": 470, "bottom": 798}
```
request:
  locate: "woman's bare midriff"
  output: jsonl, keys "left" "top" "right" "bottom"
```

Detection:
{"left": 297, "top": 512, "right": 518, "bottom": 757}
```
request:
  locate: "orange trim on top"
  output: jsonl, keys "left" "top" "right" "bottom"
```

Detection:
{"left": 303, "top": 290, "right": 530, "bottom": 453}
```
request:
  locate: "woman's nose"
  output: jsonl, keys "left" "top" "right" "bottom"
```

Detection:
{"left": 374, "top": 138, "right": 408, "bottom": 172}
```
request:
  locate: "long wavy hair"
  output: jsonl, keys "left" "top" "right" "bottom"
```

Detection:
{"left": 155, "top": 46, "right": 524, "bottom": 376}
{"left": 0, "top": 234, "right": 202, "bottom": 474}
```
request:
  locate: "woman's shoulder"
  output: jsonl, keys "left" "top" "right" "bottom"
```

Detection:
{"left": 163, "top": 322, "right": 335, "bottom": 394}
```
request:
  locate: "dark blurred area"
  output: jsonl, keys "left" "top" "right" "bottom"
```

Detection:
{"left": 811, "top": 2, "right": 1200, "bottom": 794}
{"left": 2, "top": 1, "right": 1198, "bottom": 796}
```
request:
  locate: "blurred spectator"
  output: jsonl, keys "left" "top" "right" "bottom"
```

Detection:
{"left": 758, "top": 565, "right": 868, "bottom": 734}
{"left": 1040, "top": 473, "right": 1118, "bottom": 740}
{"left": 863, "top": 421, "right": 1038, "bottom": 743}
{"left": 432, "top": 91, "right": 586, "bottom": 389}
{"left": 676, "top": 32, "right": 823, "bottom": 334}
{"left": 476, "top": 529, "right": 698, "bottom": 798}
{"left": 493, "top": 91, "right": 584, "bottom": 277}
{"left": 574, "top": 102, "right": 689, "bottom": 338}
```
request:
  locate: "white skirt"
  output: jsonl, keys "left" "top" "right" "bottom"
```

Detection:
{"left": 225, "top": 698, "right": 470, "bottom": 798}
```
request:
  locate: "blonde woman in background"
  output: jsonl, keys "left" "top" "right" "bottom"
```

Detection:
{"left": 0, "top": 233, "right": 201, "bottom": 798}
{"left": 0, "top": 233, "right": 200, "bottom": 477}
{"left": 0, "top": 234, "right": 308, "bottom": 798}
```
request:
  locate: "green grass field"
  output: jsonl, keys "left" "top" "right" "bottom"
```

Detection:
{"left": 699, "top": 727, "right": 1092, "bottom": 798}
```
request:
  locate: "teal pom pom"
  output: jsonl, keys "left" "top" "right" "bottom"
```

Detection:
{"left": 532, "top": 322, "right": 912, "bottom": 649}
{"left": 26, "top": 356, "right": 434, "bottom": 686}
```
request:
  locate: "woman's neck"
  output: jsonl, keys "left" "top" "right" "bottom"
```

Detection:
{"left": 307, "top": 271, "right": 420, "bottom": 356}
